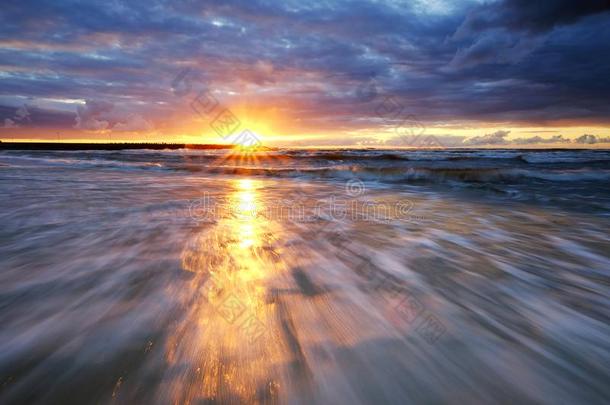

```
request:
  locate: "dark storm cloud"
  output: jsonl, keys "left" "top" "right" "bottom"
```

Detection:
{"left": 449, "top": 0, "right": 610, "bottom": 68}
{"left": 1, "top": 0, "right": 609, "bottom": 137}
{"left": 455, "top": 0, "right": 610, "bottom": 35}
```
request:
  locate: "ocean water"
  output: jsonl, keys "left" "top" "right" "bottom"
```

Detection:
{"left": 0, "top": 148, "right": 609, "bottom": 404}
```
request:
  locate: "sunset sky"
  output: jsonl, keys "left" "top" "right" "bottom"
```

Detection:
{"left": 1, "top": 0, "right": 610, "bottom": 146}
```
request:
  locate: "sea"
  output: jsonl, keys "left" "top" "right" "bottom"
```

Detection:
{"left": 1, "top": 148, "right": 609, "bottom": 404}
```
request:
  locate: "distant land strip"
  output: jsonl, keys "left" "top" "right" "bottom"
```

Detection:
{"left": 0, "top": 142, "right": 274, "bottom": 151}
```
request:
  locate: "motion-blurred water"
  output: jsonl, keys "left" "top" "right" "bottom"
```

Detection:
{"left": 1, "top": 148, "right": 609, "bottom": 404}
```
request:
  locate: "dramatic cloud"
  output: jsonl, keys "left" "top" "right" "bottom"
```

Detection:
{"left": 463, "top": 130, "right": 511, "bottom": 146}
{"left": 74, "top": 100, "right": 114, "bottom": 131}
{"left": 75, "top": 99, "right": 153, "bottom": 133}
{"left": 511, "top": 134, "right": 571, "bottom": 144}
{"left": 459, "top": 132, "right": 607, "bottom": 146}
{"left": 450, "top": 0, "right": 610, "bottom": 78}
{"left": 1, "top": 0, "right": 609, "bottom": 142}
{"left": 574, "top": 134, "right": 610, "bottom": 144}
{"left": 455, "top": 0, "right": 610, "bottom": 35}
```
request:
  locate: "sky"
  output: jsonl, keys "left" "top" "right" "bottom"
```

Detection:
{"left": 1, "top": 0, "right": 610, "bottom": 147}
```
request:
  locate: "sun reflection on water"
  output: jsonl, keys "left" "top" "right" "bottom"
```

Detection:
{"left": 174, "top": 178, "right": 285, "bottom": 403}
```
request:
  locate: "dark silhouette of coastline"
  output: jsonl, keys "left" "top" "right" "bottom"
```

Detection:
{"left": 0, "top": 142, "right": 274, "bottom": 151}
{"left": 0, "top": 141, "right": 604, "bottom": 152}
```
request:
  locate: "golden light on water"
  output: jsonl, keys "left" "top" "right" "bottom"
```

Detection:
{"left": 175, "top": 177, "right": 285, "bottom": 403}
{"left": 172, "top": 178, "right": 395, "bottom": 402}
{"left": 180, "top": 177, "right": 270, "bottom": 304}
{"left": 229, "top": 179, "right": 265, "bottom": 275}
{"left": 234, "top": 178, "right": 257, "bottom": 219}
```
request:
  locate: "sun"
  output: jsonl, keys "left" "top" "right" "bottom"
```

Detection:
{"left": 231, "top": 129, "right": 264, "bottom": 150}
{"left": 228, "top": 103, "right": 290, "bottom": 143}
